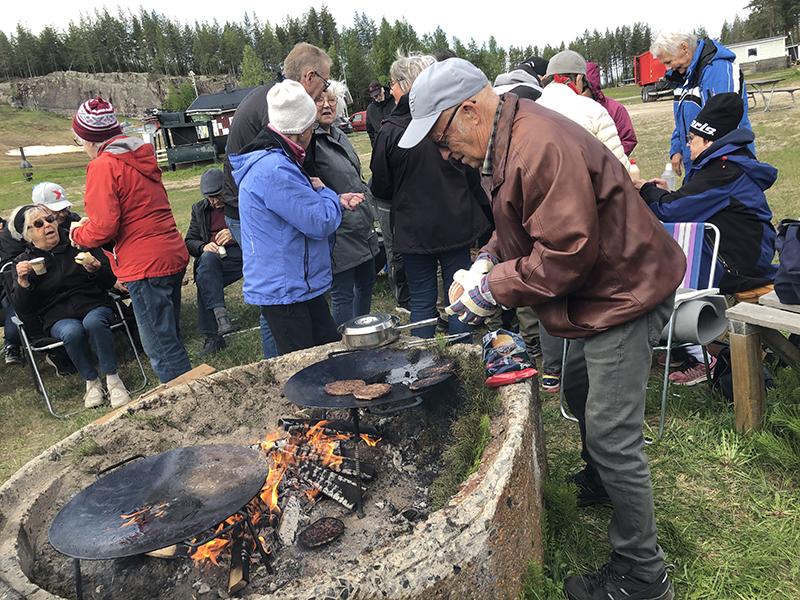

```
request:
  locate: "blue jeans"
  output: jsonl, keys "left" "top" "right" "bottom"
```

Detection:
{"left": 331, "top": 259, "right": 376, "bottom": 326}
{"left": 401, "top": 248, "right": 473, "bottom": 340}
{"left": 4, "top": 305, "right": 21, "bottom": 347}
{"left": 127, "top": 271, "right": 192, "bottom": 384}
{"left": 226, "top": 215, "right": 278, "bottom": 360}
{"left": 194, "top": 246, "right": 243, "bottom": 336}
{"left": 50, "top": 306, "right": 117, "bottom": 381}
{"left": 562, "top": 294, "right": 673, "bottom": 581}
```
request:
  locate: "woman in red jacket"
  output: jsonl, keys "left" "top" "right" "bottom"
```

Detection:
{"left": 70, "top": 97, "right": 192, "bottom": 384}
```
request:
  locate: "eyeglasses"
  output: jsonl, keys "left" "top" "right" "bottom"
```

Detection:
{"left": 315, "top": 96, "right": 338, "bottom": 106}
{"left": 434, "top": 101, "right": 475, "bottom": 149}
{"left": 28, "top": 215, "right": 56, "bottom": 230}
{"left": 390, "top": 78, "right": 404, "bottom": 90}
{"left": 314, "top": 71, "right": 331, "bottom": 93}
{"left": 72, "top": 132, "right": 83, "bottom": 147}
{"left": 686, "top": 133, "right": 697, "bottom": 143}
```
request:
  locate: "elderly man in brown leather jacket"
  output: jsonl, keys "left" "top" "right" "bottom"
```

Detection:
{"left": 399, "top": 59, "right": 686, "bottom": 600}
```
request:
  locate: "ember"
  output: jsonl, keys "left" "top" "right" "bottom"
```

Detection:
{"left": 119, "top": 503, "right": 169, "bottom": 528}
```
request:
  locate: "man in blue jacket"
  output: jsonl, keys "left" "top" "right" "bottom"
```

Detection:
{"left": 636, "top": 91, "right": 777, "bottom": 296}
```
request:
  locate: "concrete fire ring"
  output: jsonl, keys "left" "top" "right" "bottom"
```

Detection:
{"left": 0, "top": 343, "right": 546, "bottom": 600}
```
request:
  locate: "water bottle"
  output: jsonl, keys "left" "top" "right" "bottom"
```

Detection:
{"left": 629, "top": 159, "right": 640, "bottom": 181}
{"left": 661, "top": 163, "right": 676, "bottom": 191}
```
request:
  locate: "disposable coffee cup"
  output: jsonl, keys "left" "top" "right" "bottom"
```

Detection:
{"left": 218, "top": 246, "right": 227, "bottom": 258}
{"left": 30, "top": 257, "right": 47, "bottom": 275}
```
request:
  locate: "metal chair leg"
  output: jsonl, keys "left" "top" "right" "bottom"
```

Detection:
{"left": 558, "top": 339, "right": 578, "bottom": 422}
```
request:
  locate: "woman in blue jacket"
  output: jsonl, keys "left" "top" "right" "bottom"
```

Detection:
{"left": 230, "top": 80, "right": 364, "bottom": 354}
{"left": 651, "top": 29, "right": 753, "bottom": 178}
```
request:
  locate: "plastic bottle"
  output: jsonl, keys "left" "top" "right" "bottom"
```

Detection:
{"left": 661, "top": 163, "right": 676, "bottom": 191}
{"left": 629, "top": 159, "right": 640, "bottom": 181}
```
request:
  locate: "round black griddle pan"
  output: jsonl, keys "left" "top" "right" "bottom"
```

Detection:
{"left": 49, "top": 444, "right": 268, "bottom": 560}
{"left": 282, "top": 346, "right": 453, "bottom": 409}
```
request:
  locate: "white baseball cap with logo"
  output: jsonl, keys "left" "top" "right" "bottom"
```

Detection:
{"left": 32, "top": 182, "right": 73, "bottom": 211}
{"left": 398, "top": 58, "right": 489, "bottom": 149}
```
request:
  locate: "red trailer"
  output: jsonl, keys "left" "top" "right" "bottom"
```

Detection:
{"left": 634, "top": 51, "right": 675, "bottom": 102}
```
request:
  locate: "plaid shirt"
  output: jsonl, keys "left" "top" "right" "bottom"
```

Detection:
{"left": 482, "top": 97, "right": 505, "bottom": 178}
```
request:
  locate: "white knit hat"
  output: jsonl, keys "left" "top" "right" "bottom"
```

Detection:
{"left": 267, "top": 80, "right": 317, "bottom": 135}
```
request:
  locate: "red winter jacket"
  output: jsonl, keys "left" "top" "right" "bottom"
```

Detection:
{"left": 72, "top": 136, "right": 189, "bottom": 282}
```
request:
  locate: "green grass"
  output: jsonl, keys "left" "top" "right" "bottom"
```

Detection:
{"left": 2, "top": 89, "right": 800, "bottom": 599}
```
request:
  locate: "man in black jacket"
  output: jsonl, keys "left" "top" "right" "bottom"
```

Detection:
{"left": 221, "top": 41, "right": 331, "bottom": 359}
{"left": 185, "top": 169, "right": 242, "bottom": 357}
{"left": 366, "top": 81, "right": 396, "bottom": 148}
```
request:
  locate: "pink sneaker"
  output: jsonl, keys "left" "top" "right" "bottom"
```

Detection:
{"left": 668, "top": 356, "right": 716, "bottom": 386}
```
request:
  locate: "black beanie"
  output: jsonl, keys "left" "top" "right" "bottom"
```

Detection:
{"left": 690, "top": 92, "right": 743, "bottom": 141}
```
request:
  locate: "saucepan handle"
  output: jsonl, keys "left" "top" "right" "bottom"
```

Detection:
{"left": 394, "top": 317, "right": 439, "bottom": 331}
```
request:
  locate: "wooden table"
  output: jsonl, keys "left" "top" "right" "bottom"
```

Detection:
{"left": 746, "top": 78, "right": 787, "bottom": 112}
{"left": 726, "top": 291, "right": 800, "bottom": 433}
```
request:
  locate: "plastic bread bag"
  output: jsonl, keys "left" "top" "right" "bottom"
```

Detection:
{"left": 481, "top": 329, "right": 537, "bottom": 387}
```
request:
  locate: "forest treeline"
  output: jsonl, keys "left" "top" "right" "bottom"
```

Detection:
{"left": 0, "top": 0, "right": 793, "bottom": 111}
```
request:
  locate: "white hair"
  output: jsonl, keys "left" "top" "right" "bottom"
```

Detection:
{"left": 322, "top": 80, "right": 351, "bottom": 117}
{"left": 651, "top": 29, "right": 698, "bottom": 57}
{"left": 390, "top": 51, "right": 435, "bottom": 94}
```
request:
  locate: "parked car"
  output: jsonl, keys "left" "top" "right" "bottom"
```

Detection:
{"left": 350, "top": 110, "right": 367, "bottom": 132}
{"left": 335, "top": 115, "right": 354, "bottom": 135}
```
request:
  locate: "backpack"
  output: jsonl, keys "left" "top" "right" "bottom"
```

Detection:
{"left": 711, "top": 346, "right": 775, "bottom": 401}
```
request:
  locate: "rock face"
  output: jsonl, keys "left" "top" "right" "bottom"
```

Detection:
{"left": 0, "top": 343, "right": 547, "bottom": 600}
{"left": 0, "top": 70, "right": 237, "bottom": 118}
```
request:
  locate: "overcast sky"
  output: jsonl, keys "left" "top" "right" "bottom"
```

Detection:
{"left": 5, "top": 1, "right": 752, "bottom": 52}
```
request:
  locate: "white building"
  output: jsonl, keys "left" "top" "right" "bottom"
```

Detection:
{"left": 727, "top": 36, "right": 789, "bottom": 74}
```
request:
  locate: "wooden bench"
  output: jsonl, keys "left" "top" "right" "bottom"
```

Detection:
{"left": 747, "top": 88, "right": 800, "bottom": 111}
{"left": 725, "top": 291, "right": 800, "bottom": 433}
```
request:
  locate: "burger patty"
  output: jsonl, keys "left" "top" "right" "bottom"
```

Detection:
{"left": 409, "top": 373, "right": 450, "bottom": 390}
{"left": 417, "top": 360, "right": 454, "bottom": 379}
{"left": 352, "top": 383, "right": 393, "bottom": 400}
{"left": 324, "top": 379, "right": 367, "bottom": 395}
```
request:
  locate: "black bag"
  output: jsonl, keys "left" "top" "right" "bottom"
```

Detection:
{"left": 775, "top": 219, "right": 800, "bottom": 305}
{"left": 711, "top": 347, "right": 775, "bottom": 401}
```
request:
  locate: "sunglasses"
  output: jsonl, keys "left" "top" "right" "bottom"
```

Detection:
{"left": 434, "top": 101, "right": 475, "bottom": 149}
{"left": 28, "top": 215, "right": 56, "bottom": 230}
{"left": 314, "top": 71, "right": 331, "bottom": 93}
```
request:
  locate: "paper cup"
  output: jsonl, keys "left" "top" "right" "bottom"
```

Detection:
{"left": 30, "top": 257, "right": 47, "bottom": 275}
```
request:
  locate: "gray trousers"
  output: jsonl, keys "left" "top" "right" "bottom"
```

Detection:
{"left": 562, "top": 294, "right": 674, "bottom": 580}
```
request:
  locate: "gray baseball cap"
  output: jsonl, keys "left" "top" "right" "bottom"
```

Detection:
{"left": 545, "top": 50, "right": 587, "bottom": 76}
{"left": 31, "top": 182, "right": 72, "bottom": 211}
{"left": 398, "top": 58, "right": 488, "bottom": 149}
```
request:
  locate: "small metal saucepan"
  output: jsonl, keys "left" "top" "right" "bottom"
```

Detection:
{"left": 337, "top": 313, "right": 438, "bottom": 350}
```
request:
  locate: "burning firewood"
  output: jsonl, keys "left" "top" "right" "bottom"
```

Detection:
{"left": 228, "top": 537, "right": 250, "bottom": 595}
{"left": 297, "top": 462, "right": 365, "bottom": 510}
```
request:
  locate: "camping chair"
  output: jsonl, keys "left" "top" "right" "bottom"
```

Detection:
{"left": 654, "top": 222, "right": 727, "bottom": 439}
{"left": 1, "top": 262, "right": 147, "bottom": 418}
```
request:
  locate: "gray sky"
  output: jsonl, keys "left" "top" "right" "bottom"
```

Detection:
{"left": 4, "top": 0, "right": 752, "bottom": 51}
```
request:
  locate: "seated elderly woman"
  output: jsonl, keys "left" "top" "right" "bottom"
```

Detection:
{"left": 312, "top": 80, "right": 379, "bottom": 326}
{"left": 10, "top": 205, "right": 130, "bottom": 408}
{"left": 230, "top": 80, "right": 364, "bottom": 354}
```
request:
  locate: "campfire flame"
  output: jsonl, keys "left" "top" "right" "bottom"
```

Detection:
{"left": 119, "top": 503, "right": 169, "bottom": 528}
{"left": 189, "top": 420, "right": 380, "bottom": 566}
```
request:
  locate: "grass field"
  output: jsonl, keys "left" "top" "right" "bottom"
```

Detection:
{"left": 1, "top": 72, "right": 799, "bottom": 599}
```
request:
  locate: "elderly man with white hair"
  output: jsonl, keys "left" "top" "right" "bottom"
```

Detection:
{"left": 651, "top": 28, "right": 753, "bottom": 177}
{"left": 398, "top": 58, "right": 686, "bottom": 600}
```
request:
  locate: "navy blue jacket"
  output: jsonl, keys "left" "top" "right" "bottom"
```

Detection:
{"left": 640, "top": 128, "right": 777, "bottom": 294}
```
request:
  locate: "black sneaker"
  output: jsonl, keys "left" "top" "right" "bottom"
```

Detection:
{"left": 5, "top": 344, "right": 22, "bottom": 364}
{"left": 197, "top": 335, "right": 227, "bottom": 358}
{"left": 45, "top": 351, "right": 77, "bottom": 377}
{"left": 565, "top": 562, "right": 674, "bottom": 600}
{"left": 568, "top": 467, "right": 612, "bottom": 507}
{"left": 526, "top": 336, "right": 543, "bottom": 359}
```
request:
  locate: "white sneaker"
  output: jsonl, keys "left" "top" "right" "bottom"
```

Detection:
{"left": 84, "top": 379, "right": 105, "bottom": 408}
{"left": 108, "top": 379, "right": 131, "bottom": 409}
